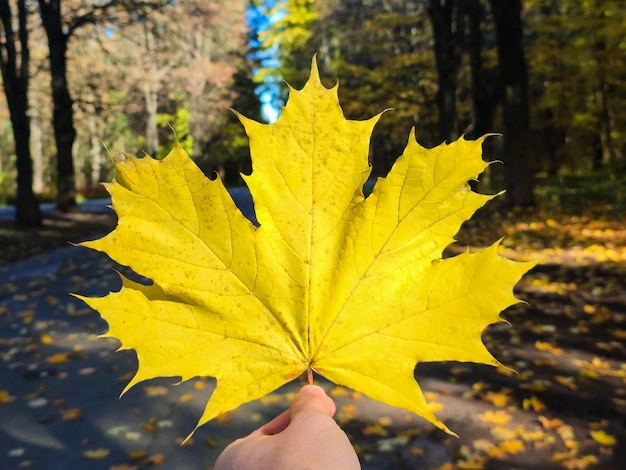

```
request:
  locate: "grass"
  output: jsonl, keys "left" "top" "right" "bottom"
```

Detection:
{"left": 534, "top": 173, "right": 626, "bottom": 217}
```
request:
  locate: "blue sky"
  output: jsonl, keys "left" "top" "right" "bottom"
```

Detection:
{"left": 246, "top": 0, "right": 283, "bottom": 122}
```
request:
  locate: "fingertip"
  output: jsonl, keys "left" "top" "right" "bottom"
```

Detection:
{"left": 292, "top": 385, "right": 336, "bottom": 417}
{"left": 298, "top": 384, "right": 327, "bottom": 398}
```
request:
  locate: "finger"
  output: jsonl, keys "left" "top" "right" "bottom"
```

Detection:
{"left": 246, "top": 385, "right": 336, "bottom": 439}
{"left": 249, "top": 408, "right": 292, "bottom": 437}
{"left": 290, "top": 384, "right": 336, "bottom": 419}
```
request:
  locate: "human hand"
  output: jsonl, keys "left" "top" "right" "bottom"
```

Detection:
{"left": 213, "top": 384, "right": 361, "bottom": 470}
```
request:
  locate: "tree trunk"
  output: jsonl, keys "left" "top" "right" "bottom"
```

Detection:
{"left": 463, "top": 0, "right": 497, "bottom": 193}
{"left": 589, "top": 7, "right": 616, "bottom": 171}
{"left": 38, "top": 0, "right": 78, "bottom": 212}
{"left": 145, "top": 81, "right": 159, "bottom": 156}
{"left": 86, "top": 104, "right": 105, "bottom": 188}
{"left": 30, "top": 104, "right": 45, "bottom": 194}
{"left": 144, "top": 24, "right": 160, "bottom": 156}
{"left": 464, "top": 0, "right": 494, "bottom": 140}
{"left": 428, "top": 0, "right": 462, "bottom": 143}
{"left": 596, "top": 78, "right": 613, "bottom": 168}
{"left": 0, "top": 0, "right": 42, "bottom": 227}
{"left": 90, "top": 134, "right": 104, "bottom": 189}
{"left": 490, "top": 0, "right": 535, "bottom": 207}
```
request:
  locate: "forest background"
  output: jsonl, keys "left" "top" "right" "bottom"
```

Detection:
{"left": 0, "top": 0, "right": 624, "bottom": 227}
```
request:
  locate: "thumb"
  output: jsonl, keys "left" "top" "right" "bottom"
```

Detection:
{"left": 290, "top": 385, "right": 336, "bottom": 419}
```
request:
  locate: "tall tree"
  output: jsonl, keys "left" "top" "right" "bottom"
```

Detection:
{"left": 428, "top": 0, "right": 463, "bottom": 143}
{"left": 253, "top": 0, "right": 319, "bottom": 106}
{"left": 38, "top": 0, "right": 77, "bottom": 212}
{"left": 464, "top": 0, "right": 494, "bottom": 140}
{"left": 37, "top": 0, "right": 166, "bottom": 211}
{"left": 490, "top": 0, "right": 534, "bottom": 207}
{"left": 109, "top": 1, "right": 250, "bottom": 171}
{"left": 524, "top": 0, "right": 626, "bottom": 174}
{"left": 0, "top": 0, "right": 42, "bottom": 226}
{"left": 256, "top": 0, "right": 440, "bottom": 174}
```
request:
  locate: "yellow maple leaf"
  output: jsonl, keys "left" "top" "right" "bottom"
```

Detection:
{"left": 77, "top": 59, "right": 533, "bottom": 437}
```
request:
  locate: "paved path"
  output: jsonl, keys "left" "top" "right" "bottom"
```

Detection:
{"left": 0, "top": 192, "right": 273, "bottom": 469}
{"left": 0, "top": 188, "right": 257, "bottom": 224}
{"left": 0, "top": 246, "right": 453, "bottom": 469}
{"left": 0, "top": 199, "right": 113, "bottom": 222}
{"left": 7, "top": 189, "right": 622, "bottom": 469}
{"left": 0, "top": 192, "right": 452, "bottom": 470}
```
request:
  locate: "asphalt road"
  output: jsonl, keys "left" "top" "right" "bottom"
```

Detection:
{"left": 2, "top": 185, "right": 451, "bottom": 470}
{"left": 0, "top": 242, "right": 444, "bottom": 470}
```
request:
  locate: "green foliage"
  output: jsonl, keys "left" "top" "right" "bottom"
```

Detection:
{"left": 0, "top": 125, "right": 16, "bottom": 206}
{"left": 0, "top": 168, "right": 14, "bottom": 207}
{"left": 256, "top": 1, "right": 446, "bottom": 176}
{"left": 330, "top": 7, "right": 442, "bottom": 175}
{"left": 525, "top": 0, "right": 626, "bottom": 172}
{"left": 157, "top": 106, "right": 194, "bottom": 160}
{"left": 534, "top": 172, "right": 626, "bottom": 217}
{"left": 255, "top": 0, "right": 319, "bottom": 92}
{"left": 255, "top": 0, "right": 626, "bottom": 177}
{"left": 192, "top": 52, "right": 262, "bottom": 186}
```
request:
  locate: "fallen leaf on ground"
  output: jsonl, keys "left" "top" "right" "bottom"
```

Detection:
{"left": 484, "top": 390, "right": 510, "bottom": 407}
{"left": 145, "top": 454, "right": 165, "bottom": 465}
{"left": 40, "top": 334, "right": 53, "bottom": 344}
{"left": 478, "top": 410, "right": 513, "bottom": 425}
{"left": 539, "top": 416, "right": 564, "bottom": 429}
{"left": 330, "top": 386, "right": 350, "bottom": 397}
{"left": 129, "top": 450, "right": 148, "bottom": 461}
{"left": 523, "top": 395, "right": 546, "bottom": 412}
{"left": 46, "top": 353, "right": 70, "bottom": 364}
{"left": 497, "top": 439, "right": 525, "bottom": 454}
{"left": 59, "top": 408, "right": 83, "bottom": 421}
{"left": 535, "top": 341, "right": 563, "bottom": 355}
{"left": 82, "top": 448, "right": 110, "bottom": 459}
{"left": 143, "top": 386, "right": 168, "bottom": 397}
{"left": 590, "top": 430, "right": 616, "bottom": 446}
{"left": 362, "top": 423, "right": 388, "bottom": 436}
{"left": 0, "top": 390, "right": 15, "bottom": 404}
